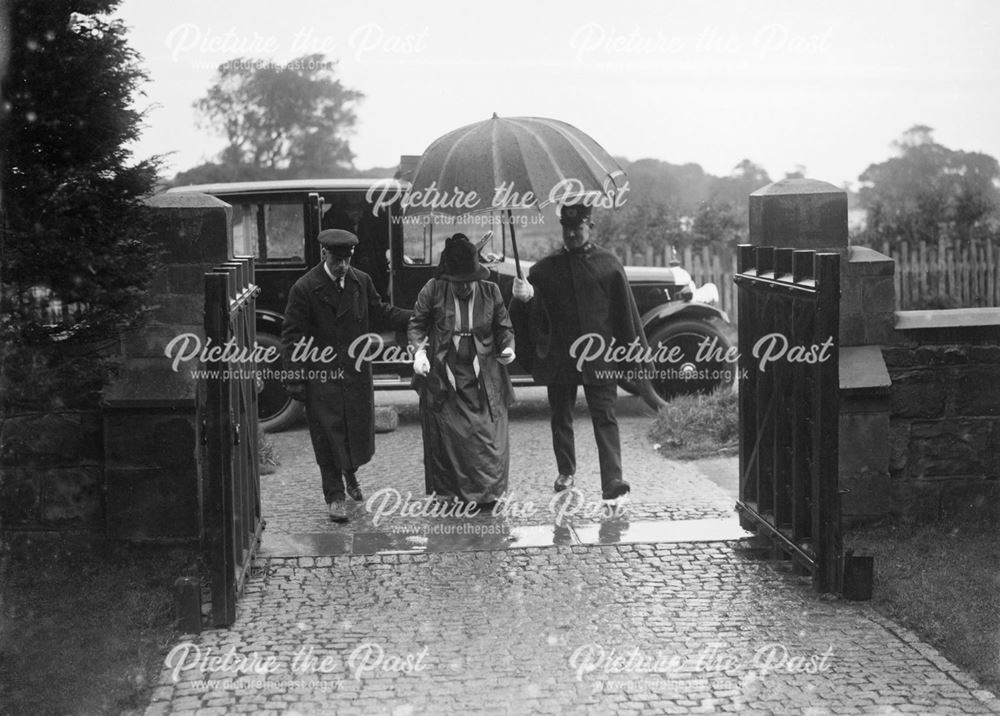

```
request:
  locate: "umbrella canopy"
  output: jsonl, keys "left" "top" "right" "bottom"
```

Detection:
{"left": 405, "top": 114, "right": 628, "bottom": 217}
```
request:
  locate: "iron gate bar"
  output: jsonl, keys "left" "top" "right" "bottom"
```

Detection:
{"left": 734, "top": 244, "right": 842, "bottom": 594}
{"left": 204, "top": 269, "right": 237, "bottom": 626}
{"left": 202, "top": 256, "right": 264, "bottom": 627}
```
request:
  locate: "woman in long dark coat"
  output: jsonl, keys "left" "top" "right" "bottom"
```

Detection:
{"left": 407, "top": 234, "right": 516, "bottom": 508}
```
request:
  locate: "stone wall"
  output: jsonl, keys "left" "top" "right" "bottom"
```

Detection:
{"left": 1, "top": 192, "right": 232, "bottom": 543}
{"left": 883, "top": 309, "right": 1000, "bottom": 520}
{"left": 102, "top": 192, "right": 232, "bottom": 542}
{"left": 0, "top": 411, "right": 104, "bottom": 534}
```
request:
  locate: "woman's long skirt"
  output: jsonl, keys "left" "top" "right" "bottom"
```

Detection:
{"left": 420, "top": 344, "right": 509, "bottom": 503}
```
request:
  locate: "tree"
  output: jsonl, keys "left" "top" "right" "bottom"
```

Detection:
{"left": 590, "top": 157, "right": 771, "bottom": 255}
{"left": 187, "top": 54, "right": 363, "bottom": 182}
{"left": 1, "top": 0, "right": 159, "bottom": 410}
{"left": 858, "top": 125, "right": 1000, "bottom": 245}
{"left": 708, "top": 159, "right": 772, "bottom": 219}
{"left": 691, "top": 201, "right": 742, "bottom": 249}
{"left": 593, "top": 158, "right": 711, "bottom": 255}
{"left": 687, "top": 160, "right": 771, "bottom": 249}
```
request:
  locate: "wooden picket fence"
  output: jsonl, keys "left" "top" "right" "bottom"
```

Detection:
{"left": 878, "top": 238, "right": 1000, "bottom": 309}
{"left": 616, "top": 245, "right": 738, "bottom": 321}
{"left": 616, "top": 238, "right": 1000, "bottom": 317}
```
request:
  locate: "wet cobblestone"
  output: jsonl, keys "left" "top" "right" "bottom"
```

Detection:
{"left": 147, "top": 543, "right": 999, "bottom": 714}
{"left": 262, "top": 392, "right": 735, "bottom": 535}
{"left": 144, "top": 390, "right": 999, "bottom": 713}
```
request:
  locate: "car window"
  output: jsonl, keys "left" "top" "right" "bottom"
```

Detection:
{"left": 400, "top": 214, "right": 508, "bottom": 267}
{"left": 229, "top": 200, "right": 304, "bottom": 262}
{"left": 402, "top": 220, "right": 439, "bottom": 266}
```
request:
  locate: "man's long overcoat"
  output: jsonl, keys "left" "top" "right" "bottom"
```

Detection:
{"left": 281, "top": 264, "right": 410, "bottom": 469}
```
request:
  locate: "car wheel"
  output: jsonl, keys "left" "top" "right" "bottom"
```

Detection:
{"left": 256, "top": 332, "right": 304, "bottom": 433}
{"left": 640, "top": 319, "right": 736, "bottom": 407}
{"left": 618, "top": 377, "right": 641, "bottom": 397}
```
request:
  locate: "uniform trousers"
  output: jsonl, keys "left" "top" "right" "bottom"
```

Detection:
{"left": 545, "top": 382, "right": 622, "bottom": 491}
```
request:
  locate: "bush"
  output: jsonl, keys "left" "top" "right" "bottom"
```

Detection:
{"left": 649, "top": 386, "right": 739, "bottom": 460}
{"left": 1, "top": 1, "right": 160, "bottom": 412}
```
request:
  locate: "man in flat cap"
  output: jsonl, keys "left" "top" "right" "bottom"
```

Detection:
{"left": 510, "top": 200, "right": 646, "bottom": 501}
{"left": 282, "top": 228, "right": 411, "bottom": 522}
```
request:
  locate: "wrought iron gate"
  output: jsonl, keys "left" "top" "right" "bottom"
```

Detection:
{"left": 734, "top": 245, "right": 842, "bottom": 592}
{"left": 202, "top": 256, "right": 264, "bottom": 626}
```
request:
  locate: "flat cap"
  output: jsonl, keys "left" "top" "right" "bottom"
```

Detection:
{"left": 317, "top": 229, "right": 358, "bottom": 256}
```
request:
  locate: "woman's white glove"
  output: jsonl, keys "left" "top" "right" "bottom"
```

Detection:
{"left": 497, "top": 346, "right": 516, "bottom": 365}
{"left": 413, "top": 349, "right": 430, "bottom": 376}
{"left": 512, "top": 278, "right": 533, "bottom": 301}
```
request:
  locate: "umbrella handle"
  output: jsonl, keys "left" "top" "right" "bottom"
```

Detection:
{"left": 507, "top": 209, "right": 523, "bottom": 279}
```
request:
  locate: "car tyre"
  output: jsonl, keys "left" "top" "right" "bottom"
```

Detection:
{"left": 256, "top": 332, "right": 304, "bottom": 433}
{"left": 639, "top": 318, "right": 736, "bottom": 408}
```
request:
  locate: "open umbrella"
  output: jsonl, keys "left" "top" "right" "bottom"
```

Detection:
{"left": 406, "top": 114, "right": 628, "bottom": 277}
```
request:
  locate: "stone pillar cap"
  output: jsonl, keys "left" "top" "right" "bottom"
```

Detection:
{"left": 146, "top": 192, "right": 231, "bottom": 209}
{"left": 751, "top": 177, "right": 844, "bottom": 197}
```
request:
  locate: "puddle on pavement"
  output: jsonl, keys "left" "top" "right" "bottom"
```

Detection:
{"left": 259, "top": 531, "right": 352, "bottom": 558}
{"left": 259, "top": 516, "right": 751, "bottom": 557}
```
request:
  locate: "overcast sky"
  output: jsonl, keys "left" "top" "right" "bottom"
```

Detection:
{"left": 117, "top": 0, "right": 1000, "bottom": 188}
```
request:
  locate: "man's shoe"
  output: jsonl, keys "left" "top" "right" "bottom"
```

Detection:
{"left": 328, "top": 500, "right": 348, "bottom": 523}
{"left": 344, "top": 472, "right": 363, "bottom": 502}
{"left": 602, "top": 480, "right": 631, "bottom": 500}
{"left": 553, "top": 474, "right": 575, "bottom": 492}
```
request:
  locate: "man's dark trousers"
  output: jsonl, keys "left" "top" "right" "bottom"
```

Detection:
{"left": 546, "top": 382, "right": 622, "bottom": 491}
{"left": 304, "top": 385, "right": 348, "bottom": 504}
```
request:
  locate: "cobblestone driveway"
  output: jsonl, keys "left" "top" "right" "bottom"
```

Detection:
{"left": 261, "top": 390, "right": 738, "bottom": 537}
{"left": 145, "top": 389, "right": 1000, "bottom": 714}
{"left": 147, "top": 544, "right": 998, "bottom": 715}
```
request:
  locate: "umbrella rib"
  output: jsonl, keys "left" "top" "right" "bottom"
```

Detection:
{"left": 435, "top": 123, "right": 486, "bottom": 202}
{"left": 535, "top": 117, "right": 625, "bottom": 188}
{"left": 492, "top": 118, "right": 539, "bottom": 212}
{"left": 510, "top": 117, "right": 626, "bottom": 202}
{"left": 507, "top": 117, "right": 569, "bottom": 186}
{"left": 491, "top": 119, "right": 505, "bottom": 208}
{"left": 531, "top": 117, "right": 619, "bottom": 174}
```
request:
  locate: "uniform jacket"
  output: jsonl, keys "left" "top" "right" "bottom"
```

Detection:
{"left": 407, "top": 277, "right": 515, "bottom": 418}
{"left": 509, "top": 243, "right": 646, "bottom": 385}
{"left": 281, "top": 264, "right": 410, "bottom": 467}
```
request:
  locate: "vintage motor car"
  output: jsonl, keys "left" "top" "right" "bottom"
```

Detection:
{"left": 167, "top": 178, "right": 735, "bottom": 431}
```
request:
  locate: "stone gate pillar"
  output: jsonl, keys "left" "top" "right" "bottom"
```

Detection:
{"left": 102, "top": 192, "right": 232, "bottom": 542}
{"left": 749, "top": 178, "right": 892, "bottom": 522}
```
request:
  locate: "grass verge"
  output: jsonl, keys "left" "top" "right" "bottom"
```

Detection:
{"left": 0, "top": 540, "right": 196, "bottom": 715}
{"left": 847, "top": 515, "right": 1000, "bottom": 695}
{"left": 649, "top": 386, "right": 739, "bottom": 460}
{"left": 259, "top": 428, "right": 280, "bottom": 475}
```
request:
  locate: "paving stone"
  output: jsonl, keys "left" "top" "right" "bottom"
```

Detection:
{"left": 144, "top": 393, "right": 999, "bottom": 714}
{"left": 146, "top": 542, "right": 1000, "bottom": 714}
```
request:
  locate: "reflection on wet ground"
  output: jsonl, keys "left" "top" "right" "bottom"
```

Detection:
{"left": 259, "top": 516, "right": 751, "bottom": 558}
{"left": 261, "top": 389, "right": 749, "bottom": 559}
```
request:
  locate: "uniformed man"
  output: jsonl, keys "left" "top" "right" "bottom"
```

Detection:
{"left": 510, "top": 202, "right": 646, "bottom": 500}
{"left": 281, "top": 229, "right": 411, "bottom": 522}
